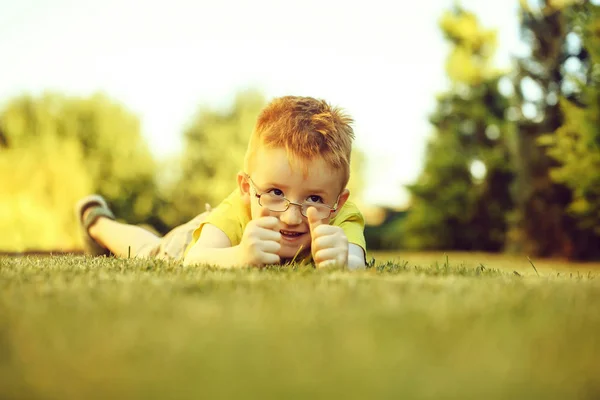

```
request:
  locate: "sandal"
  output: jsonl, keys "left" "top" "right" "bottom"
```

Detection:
{"left": 75, "top": 194, "right": 116, "bottom": 256}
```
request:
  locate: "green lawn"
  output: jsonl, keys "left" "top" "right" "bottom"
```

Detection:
{"left": 1, "top": 254, "right": 599, "bottom": 400}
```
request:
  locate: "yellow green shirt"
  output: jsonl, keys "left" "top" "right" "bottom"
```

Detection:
{"left": 186, "top": 189, "right": 366, "bottom": 263}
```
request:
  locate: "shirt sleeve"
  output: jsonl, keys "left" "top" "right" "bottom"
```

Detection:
{"left": 332, "top": 201, "right": 367, "bottom": 255}
{"left": 338, "top": 213, "right": 366, "bottom": 251}
{"left": 189, "top": 190, "right": 246, "bottom": 249}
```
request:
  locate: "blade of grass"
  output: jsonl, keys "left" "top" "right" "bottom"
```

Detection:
{"left": 527, "top": 257, "right": 539, "bottom": 276}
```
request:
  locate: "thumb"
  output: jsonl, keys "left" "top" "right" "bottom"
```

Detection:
{"left": 307, "top": 206, "right": 323, "bottom": 234}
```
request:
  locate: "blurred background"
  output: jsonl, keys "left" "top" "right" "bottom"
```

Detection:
{"left": 1, "top": 0, "right": 599, "bottom": 260}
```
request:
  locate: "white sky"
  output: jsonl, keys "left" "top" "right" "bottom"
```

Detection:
{"left": 0, "top": 0, "right": 521, "bottom": 207}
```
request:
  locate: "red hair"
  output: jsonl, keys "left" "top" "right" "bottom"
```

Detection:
{"left": 244, "top": 96, "right": 355, "bottom": 187}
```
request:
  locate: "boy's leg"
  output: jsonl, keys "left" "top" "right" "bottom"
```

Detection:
{"left": 87, "top": 216, "right": 161, "bottom": 258}
{"left": 77, "top": 195, "right": 161, "bottom": 258}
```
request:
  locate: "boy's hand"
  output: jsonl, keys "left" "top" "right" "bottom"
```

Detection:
{"left": 307, "top": 207, "right": 349, "bottom": 268}
{"left": 238, "top": 216, "right": 281, "bottom": 266}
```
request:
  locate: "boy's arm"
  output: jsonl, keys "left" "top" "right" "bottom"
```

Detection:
{"left": 183, "top": 224, "right": 239, "bottom": 268}
{"left": 183, "top": 218, "right": 281, "bottom": 268}
{"left": 347, "top": 243, "right": 366, "bottom": 270}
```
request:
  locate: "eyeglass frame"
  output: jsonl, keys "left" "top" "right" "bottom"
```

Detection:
{"left": 244, "top": 173, "right": 340, "bottom": 218}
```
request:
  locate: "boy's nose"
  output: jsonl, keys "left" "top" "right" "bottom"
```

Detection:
{"left": 279, "top": 204, "right": 303, "bottom": 226}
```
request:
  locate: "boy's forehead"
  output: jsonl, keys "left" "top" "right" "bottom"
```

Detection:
{"left": 251, "top": 146, "right": 343, "bottom": 190}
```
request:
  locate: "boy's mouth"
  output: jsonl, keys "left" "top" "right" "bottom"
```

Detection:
{"left": 280, "top": 230, "right": 306, "bottom": 240}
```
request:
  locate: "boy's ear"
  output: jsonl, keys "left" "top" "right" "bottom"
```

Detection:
{"left": 237, "top": 172, "right": 251, "bottom": 205}
{"left": 331, "top": 188, "right": 350, "bottom": 218}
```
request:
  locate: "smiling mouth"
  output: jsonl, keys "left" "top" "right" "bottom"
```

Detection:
{"left": 280, "top": 230, "right": 306, "bottom": 239}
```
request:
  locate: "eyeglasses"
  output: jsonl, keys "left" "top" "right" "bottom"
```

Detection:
{"left": 245, "top": 174, "right": 339, "bottom": 220}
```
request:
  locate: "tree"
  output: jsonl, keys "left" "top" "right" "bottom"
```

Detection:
{"left": 537, "top": 1, "right": 600, "bottom": 256}
{"left": 0, "top": 126, "right": 7, "bottom": 148}
{"left": 0, "top": 92, "right": 158, "bottom": 250}
{"left": 0, "top": 135, "right": 92, "bottom": 251}
{"left": 507, "top": 0, "right": 600, "bottom": 259}
{"left": 399, "top": 7, "right": 514, "bottom": 251}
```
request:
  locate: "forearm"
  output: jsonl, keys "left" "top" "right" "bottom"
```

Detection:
{"left": 183, "top": 244, "right": 242, "bottom": 268}
{"left": 345, "top": 242, "right": 366, "bottom": 270}
{"left": 347, "top": 253, "right": 366, "bottom": 270}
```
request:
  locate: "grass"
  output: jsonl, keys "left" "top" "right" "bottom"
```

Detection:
{"left": 1, "top": 253, "right": 599, "bottom": 400}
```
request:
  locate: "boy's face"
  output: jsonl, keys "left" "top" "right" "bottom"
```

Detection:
{"left": 240, "top": 146, "right": 349, "bottom": 260}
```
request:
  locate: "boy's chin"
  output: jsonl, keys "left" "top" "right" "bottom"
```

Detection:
{"left": 279, "top": 244, "right": 310, "bottom": 260}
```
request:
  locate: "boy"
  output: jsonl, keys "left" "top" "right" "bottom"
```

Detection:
{"left": 77, "top": 96, "right": 366, "bottom": 269}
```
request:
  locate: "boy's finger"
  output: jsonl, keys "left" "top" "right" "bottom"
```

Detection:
{"left": 313, "top": 247, "right": 338, "bottom": 265}
{"left": 258, "top": 228, "right": 281, "bottom": 243}
{"left": 307, "top": 207, "right": 323, "bottom": 233}
{"left": 255, "top": 216, "right": 280, "bottom": 230}
{"left": 260, "top": 252, "right": 281, "bottom": 266}
{"left": 261, "top": 240, "right": 281, "bottom": 254}
{"left": 313, "top": 233, "right": 337, "bottom": 250}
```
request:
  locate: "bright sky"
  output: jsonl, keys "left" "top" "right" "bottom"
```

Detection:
{"left": 0, "top": 0, "right": 520, "bottom": 207}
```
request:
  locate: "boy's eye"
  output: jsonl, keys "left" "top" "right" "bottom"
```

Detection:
{"left": 268, "top": 189, "right": 284, "bottom": 197}
{"left": 307, "top": 195, "right": 323, "bottom": 203}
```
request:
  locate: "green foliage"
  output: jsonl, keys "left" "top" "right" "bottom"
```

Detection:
{"left": 0, "top": 138, "right": 91, "bottom": 250}
{"left": 539, "top": 2, "right": 600, "bottom": 235}
{"left": 508, "top": 0, "right": 600, "bottom": 259}
{"left": 507, "top": 0, "right": 570, "bottom": 257}
{"left": 390, "top": 0, "right": 600, "bottom": 259}
{"left": 439, "top": 7, "right": 499, "bottom": 85}
{"left": 364, "top": 209, "right": 407, "bottom": 250}
{"left": 0, "top": 93, "right": 158, "bottom": 250}
{"left": 399, "top": 8, "right": 514, "bottom": 251}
